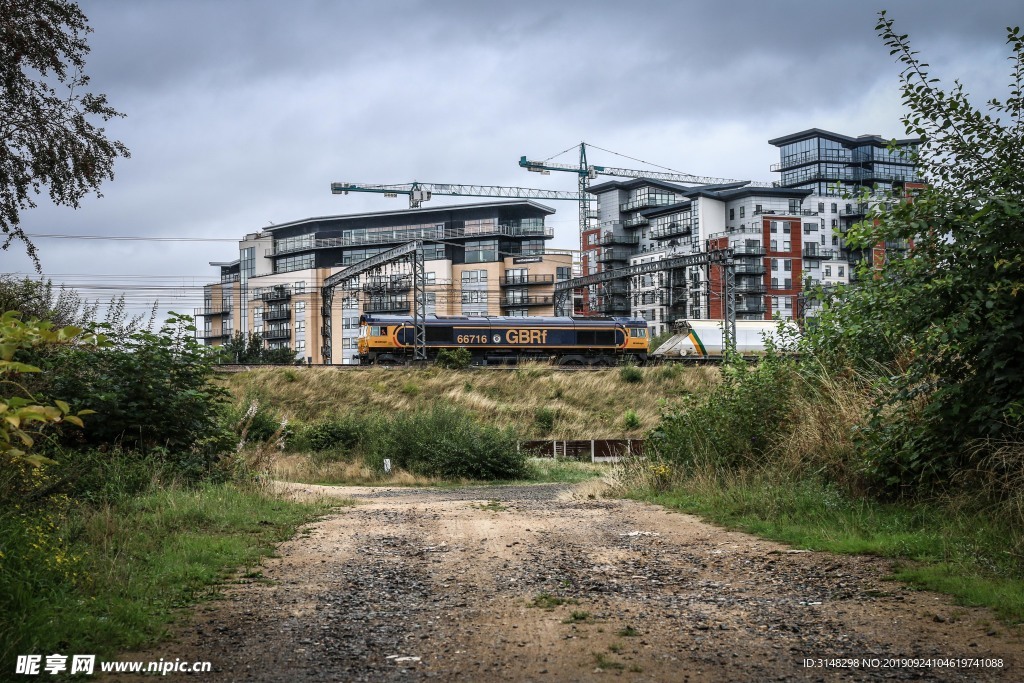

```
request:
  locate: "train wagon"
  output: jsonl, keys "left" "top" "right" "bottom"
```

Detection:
{"left": 357, "top": 314, "right": 649, "bottom": 366}
{"left": 651, "top": 319, "right": 799, "bottom": 360}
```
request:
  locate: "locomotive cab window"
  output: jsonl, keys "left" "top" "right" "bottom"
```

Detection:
{"left": 630, "top": 328, "right": 647, "bottom": 338}
{"left": 369, "top": 326, "right": 385, "bottom": 336}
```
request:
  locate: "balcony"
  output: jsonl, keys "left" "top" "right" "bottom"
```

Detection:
{"left": 200, "top": 331, "right": 231, "bottom": 341}
{"left": 597, "top": 248, "right": 631, "bottom": 263}
{"left": 590, "top": 300, "right": 631, "bottom": 315}
{"left": 263, "top": 307, "right": 291, "bottom": 321}
{"left": 501, "top": 295, "right": 553, "bottom": 307}
{"left": 770, "top": 149, "right": 852, "bottom": 172}
{"left": 263, "top": 326, "right": 291, "bottom": 340}
{"left": 733, "top": 262, "right": 766, "bottom": 275}
{"left": 267, "top": 224, "right": 554, "bottom": 256}
{"left": 731, "top": 245, "right": 766, "bottom": 257}
{"left": 619, "top": 195, "right": 676, "bottom": 213}
{"left": 598, "top": 232, "right": 639, "bottom": 247}
{"left": 364, "top": 298, "right": 411, "bottom": 313}
{"left": 363, "top": 277, "right": 412, "bottom": 293}
{"left": 622, "top": 215, "right": 648, "bottom": 228}
{"left": 736, "top": 299, "right": 767, "bottom": 314}
{"left": 651, "top": 222, "right": 693, "bottom": 240}
{"left": 753, "top": 208, "right": 819, "bottom": 217}
{"left": 839, "top": 204, "right": 868, "bottom": 217}
{"left": 499, "top": 274, "right": 555, "bottom": 286}
{"left": 197, "top": 306, "right": 231, "bottom": 317}
{"left": 735, "top": 281, "right": 767, "bottom": 294}
{"left": 261, "top": 287, "right": 291, "bottom": 302}
{"left": 803, "top": 246, "right": 836, "bottom": 260}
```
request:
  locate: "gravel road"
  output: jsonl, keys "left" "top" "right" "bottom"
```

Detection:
{"left": 114, "top": 482, "right": 1021, "bottom": 682}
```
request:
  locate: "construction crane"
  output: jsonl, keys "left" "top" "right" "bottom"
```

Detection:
{"left": 519, "top": 142, "right": 761, "bottom": 243}
{"left": 330, "top": 181, "right": 586, "bottom": 209}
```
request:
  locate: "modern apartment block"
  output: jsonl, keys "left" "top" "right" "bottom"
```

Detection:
{"left": 199, "top": 201, "right": 571, "bottom": 364}
{"left": 585, "top": 129, "right": 921, "bottom": 335}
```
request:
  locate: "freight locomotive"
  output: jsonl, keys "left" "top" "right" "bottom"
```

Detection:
{"left": 357, "top": 314, "right": 649, "bottom": 366}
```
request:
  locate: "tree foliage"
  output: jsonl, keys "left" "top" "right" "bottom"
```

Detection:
{"left": 0, "top": 275, "right": 96, "bottom": 328}
{"left": 0, "top": 0, "right": 129, "bottom": 269}
{"left": 220, "top": 331, "right": 296, "bottom": 365}
{"left": 0, "top": 311, "right": 95, "bottom": 467}
{"left": 807, "top": 14, "right": 1024, "bottom": 490}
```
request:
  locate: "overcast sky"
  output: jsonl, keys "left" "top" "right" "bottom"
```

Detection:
{"left": 3, "top": 0, "right": 1020, "bottom": 316}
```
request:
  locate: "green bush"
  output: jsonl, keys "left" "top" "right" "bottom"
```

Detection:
{"left": 30, "top": 314, "right": 232, "bottom": 479}
{"left": 436, "top": 347, "right": 472, "bottom": 369}
{"left": 367, "top": 406, "right": 526, "bottom": 480}
{"left": 620, "top": 366, "right": 643, "bottom": 384}
{"left": 300, "top": 415, "right": 367, "bottom": 453}
{"left": 623, "top": 409, "right": 641, "bottom": 430}
{"left": 534, "top": 407, "right": 556, "bottom": 433}
{"left": 649, "top": 356, "right": 794, "bottom": 471}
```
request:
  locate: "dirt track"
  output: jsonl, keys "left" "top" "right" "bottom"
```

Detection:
{"left": 117, "top": 483, "right": 1021, "bottom": 681}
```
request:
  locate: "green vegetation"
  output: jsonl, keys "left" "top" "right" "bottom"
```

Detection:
{"left": 563, "top": 610, "right": 592, "bottom": 624}
{"left": 0, "top": 481, "right": 324, "bottom": 663}
{"left": 619, "top": 365, "right": 643, "bottom": 384}
{"left": 616, "top": 625, "right": 639, "bottom": 637}
{"left": 1, "top": 309, "right": 324, "bottom": 662}
{"left": 528, "top": 592, "right": 576, "bottom": 610}
{"left": 219, "top": 331, "right": 296, "bottom": 365}
{"left": 435, "top": 347, "right": 472, "bottom": 369}
{"left": 625, "top": 15, "right": 1024, "bottom": 623}
{"left": 592, "top": 652, "right": 624, "bottom": 671}
{"left": 534, "top": 406, "right": 556, "bottom": 433}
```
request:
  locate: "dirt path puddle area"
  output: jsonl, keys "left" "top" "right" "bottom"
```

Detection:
{"left": 113, "top": 483, "right": 1021, "bottom": 682}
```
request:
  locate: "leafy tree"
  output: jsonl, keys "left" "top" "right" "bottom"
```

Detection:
{"left": 0, "top": 275, "right": 97, "bottom": 327}
{"left": 808, "top": 14, "right": 1024, "bottom": 489}
{"left": 220, "top": 331, "right": 295, "bottom": 364}
{"left": 0, "top": 0, "right": 130, "bottom": 270}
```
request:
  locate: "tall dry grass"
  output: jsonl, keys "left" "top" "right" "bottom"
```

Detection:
{"left": 219, "top": 364, "right": 719, "bottom": 439}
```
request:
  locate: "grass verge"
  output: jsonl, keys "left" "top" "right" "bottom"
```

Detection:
{"left": 630, "top": 473, "right": 1024, "bottom": 623}
{"left": 1, "top": 483, "right": 329, "bottom": 663}
{"left": 272, "top": 454, "right": 608, "bottom": 488}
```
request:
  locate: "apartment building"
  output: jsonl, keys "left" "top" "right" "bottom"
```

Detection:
{"left": 586, "top": 128, "right": 921, "bottom": 332}
{"left": 199, "top": 201, "right": 571, "bottom": 364}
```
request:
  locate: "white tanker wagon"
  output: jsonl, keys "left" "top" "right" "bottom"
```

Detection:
{"left": 651, "top": 319, "right": 799, "bottom": 360}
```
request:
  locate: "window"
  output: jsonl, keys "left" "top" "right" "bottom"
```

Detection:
{"left": 295, "top": 301, "right": 305, "bottom": 313}
{"left": 818, "top": 202, "right": 824, "bottom": 212}
{"left": 784, "top": 259, "right": 792, "bottom": 272}
{"left": 831, "top": 203, "right": 838, "bottom": 213}
{"left": 838, "top": 266, "right": 845, "bottom": 277}
{"left": 789, "top": 199, "right": 802, "bottom": 213}
{"left": 755, "top": 204, "right": 763, "bottom": 214}
{"left": 832, "top": 236, "right": 839, "bottom": 246}
{"left": 556, "top": 266, "right": 571, "bottom": 281}
{"left": 771, "top": 277, "right": 779, "bottom": 288}
{"left": 770, "top": 239, "right": 778, "bottom": 251}
{"left": 739, "top": 206, "right": 745, "bottom": 218}
{"left": 770, "top": 221, "right": 778, "bottom": 233}
{"left": 825, "top": 266, "right": 832, "bottom": 277}
{"left": 783, "top": 241, "right": 791, "bottom": 251}
{"left": 783, "top": 223, "right": 791, "bottom": 234}
{"left": 784, "top": 278, "right": 792, "bottom": 289}
{"left": 803, "top": 223, "right": 817, "bottom": 234}
{"left": 729, "top": 208, "right": 735, "bottom": 220}
{"left": 771, "top": 258, "right": 780, "bottom": 271}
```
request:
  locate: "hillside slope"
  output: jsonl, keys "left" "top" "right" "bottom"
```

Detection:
{"left": 220, "top": 365, "right": 718, "bottom": 440}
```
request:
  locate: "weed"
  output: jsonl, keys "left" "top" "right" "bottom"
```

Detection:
{"left": 401, "top": 382, "right": 420, "bottom": 397}
{"left": 529, "top": 593, "right": 576, "bottom": 610}
{"left": 475, "top": 500, "right": 507, "bottom": 512}
{"left": 535, "top": 406, "right": 556, "bottom": 433}
{"left": 563, "top": 610, "right": 592, "bottom": 624}
{"left": 619, "top": 365, "right": 643, "bottom": 384}
{"left": 617, "top": 625, "right": 639, "bottom": 637}
{"left": 592, "top": 653, "right": 624, "bottom": 671}
{"left": 623, "top": 409, "right": 641, "bottom": 430}
{"left": 282, "top": 369, "right": 298, "bottom": 382}
{"left": 607, "top": 642, "right": 622, "bottom": 653}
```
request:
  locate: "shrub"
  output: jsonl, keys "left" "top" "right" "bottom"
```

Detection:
{"left": 535, "top": 407, "right": 556, "bottom": 434}
{"left": 435, "top": 347, "right": 472, "bottom": 369}
{"left": 623, "top": 409, "right": 641, "bottom": 430}
{"left": 31, "top": 314, "right": 233, "bottom": 480}
{"left": 649, "top": 355, "right": 795, "bottom": 472}
{"left": 620, "top": 366, "right": 643, "bottom": 384}
{"left": 367, "top": 406, "right": 526, "bottom": 480}
{"left": 301, "top": 415, "right": 367, "bottom": 453}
